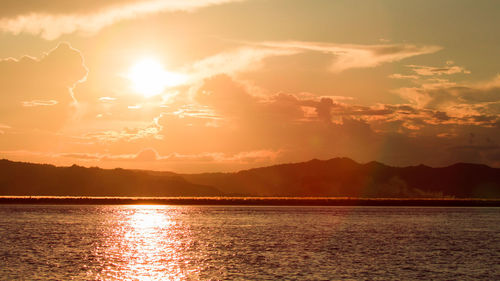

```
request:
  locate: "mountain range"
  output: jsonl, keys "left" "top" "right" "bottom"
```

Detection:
{"left": 1, "top": 158, "right": 499, "bottom": 198}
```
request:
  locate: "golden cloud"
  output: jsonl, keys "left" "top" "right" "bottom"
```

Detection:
{"left": 0, "top": 0, "right": 246, "bottom": 40}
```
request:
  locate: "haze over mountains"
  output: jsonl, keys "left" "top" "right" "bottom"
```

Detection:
{"left": 1, "top": 158, "right": 499, "bottom": 198}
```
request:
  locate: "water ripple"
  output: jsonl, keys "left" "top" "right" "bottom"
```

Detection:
{"left": 0, "top": 206, "right": 499, "bottom": 280}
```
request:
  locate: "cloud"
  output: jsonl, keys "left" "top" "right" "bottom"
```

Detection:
{"left": 45, "top": 73, "right": 499, "bottom": 170}
{"left": 259, "top": 41, "right": 441, "bottom": 72}
{"left": 59, "top": 152, "right": 102, "bottom": 160}
{"left": 397, "top": 75, "right": 500, "bottom": 110}
{"left": 190, "top": 75, "right": 500, "bottom": 166}
{"left": 389, "top": 61, "right": 471, "bottom": 90}
{"left": 0, "top": 123, "right": 10, "bottom": 135}
{"left": 22, "top": 100, "right": 58, "bottom": 107}
{"left": 134, "top": 148, "right": 160, "bottom": 161}
{"left": 3, "top": 73, "right": 500, "bottom": 170}
{"left": 179, "top": 41, "right": 440, "bottom": 83}
{"left": 0, "top": 0, "right": 245, "bottom": 40}
{"left": 389, "top": 73, "right": 420, "bottom": 80}
{"left": 0, "top": 0, "right": 145, "bottom": 17}
{"left": 389, "top": 75, "right": 500, "bottom": 134}
{"left": 72, "top": 41, "right": 420, "bottom": 141}
{"left": 187, "top": 47, "right": 299, "bottom": 82}
{"left": 83, "top": 124, "right": 161, "bottom": 143}
{"left": 1, "top": 39, "right": 497, "bottom": 171}
{"left": 195, "top": 74, "right": 259, "bottom": 116}
{"left": 61, "top": 147, "right": 281, "bottom": 165}
{"left": 155, "top": 149, "right": 281, "bottom": 164}
{"left": 166, "top": 104, "right": 221, "bottom": 120}
{"left": 0, "top": 42, "right": 88, "bottom": 131}
{"left": 407, "top": 64, "right": 470, "bottom": 76}
{"left": 195, "top": 75, "right": 497, "bottom": 131}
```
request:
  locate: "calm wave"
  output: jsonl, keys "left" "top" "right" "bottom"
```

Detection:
{"left": 0, "top": 205, "right": 499, "bottom": 280}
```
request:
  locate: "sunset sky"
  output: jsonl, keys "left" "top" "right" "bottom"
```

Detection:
{"left": 1, "top": 0, "right": 499, "bottom": 172}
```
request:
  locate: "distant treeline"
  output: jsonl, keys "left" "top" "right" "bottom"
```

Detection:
{"left": 1, "top": 158, "right": 500, "bottom": 198}
{"left": 1, "top": 197, "right": 500, "bottom": 206}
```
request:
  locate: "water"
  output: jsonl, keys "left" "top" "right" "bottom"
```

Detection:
{"left": 0, "top": 205, "right": 499, "bottom": 280}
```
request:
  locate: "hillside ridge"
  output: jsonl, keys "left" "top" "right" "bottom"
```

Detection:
{"left": 1, "top": 158, "right": 499, "bottom": 198}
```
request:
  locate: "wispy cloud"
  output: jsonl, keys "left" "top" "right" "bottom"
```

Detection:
{"left": 61, "top": 147, "right": 281, "bottom": 164}
{"left": 22, "top": 100, "right": 58, "bottom": 107}
{"left": 83, "top": 125, "right": 161, "bottom": 143}
{"left": 187, "top": 47, "right": 298, "bottom": 82}
{"left": 406, "top": 62, "right": 470, "bottom": 76}
{"left": 259, "top": 41, "right": 441, "bottom": 72}
{"left": 180, "top": 41, "right": 440, "bottom": 84}
{"left": 0, "top": 0, "right": 245, "bottom": 40}
{"left": 389, "top": 61, "right": 470, "bottom": 85}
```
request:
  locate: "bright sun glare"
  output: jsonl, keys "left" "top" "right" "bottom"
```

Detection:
{"left": 128, "top": 58, "right": 186, "bottom": 98}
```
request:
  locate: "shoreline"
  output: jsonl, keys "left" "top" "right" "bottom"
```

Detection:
{"left": 1, "top": 197, "right": 500, "bottom": 206}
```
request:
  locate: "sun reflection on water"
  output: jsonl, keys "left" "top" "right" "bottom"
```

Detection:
{"left": 98, "top": 205, "right": 193, "bottom": 280}
{"left": 129, "top": 206, "right": 173, "bottom": 229}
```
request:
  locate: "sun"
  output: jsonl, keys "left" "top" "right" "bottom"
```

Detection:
{"left": 127, "top": 58, "right": 186, "bottom": 98}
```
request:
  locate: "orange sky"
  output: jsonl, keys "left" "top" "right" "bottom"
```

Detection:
{"left": 1, "top": 0, "right": 499, "bottom": 172}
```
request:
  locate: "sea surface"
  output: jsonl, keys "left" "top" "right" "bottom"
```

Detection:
{"left": 0, "top": 205, "right": 499, "bottom": 280}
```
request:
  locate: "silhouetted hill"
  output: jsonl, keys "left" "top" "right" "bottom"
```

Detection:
{"left": 183, "top": 158, "right": 500, "bottom": 198}
{"left": 1, "top": 158, "right": 499, "bottom": 198}
{"left": 0, "top": 159, "right": 221, "bottom": 197}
